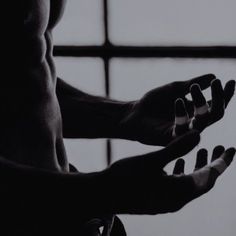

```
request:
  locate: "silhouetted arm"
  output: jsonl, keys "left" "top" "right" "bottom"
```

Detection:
{"left": 56, "top": 78, "right": 132, "bottom": 139}
{"left": 0, "top": 154, "right": 109, "bottom": 218}
{"left": 1, "top": 131, "right": 235, "bottom": 216}
{"left": 102, "top": 132, "right": 235, "bottom": 214}
{"left": 57, "top": 75, "right": 235, "bottom": 146}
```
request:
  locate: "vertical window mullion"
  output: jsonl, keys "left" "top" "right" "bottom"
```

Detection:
{"left": 103, "top": 0, "right": 112, "bottom": 166}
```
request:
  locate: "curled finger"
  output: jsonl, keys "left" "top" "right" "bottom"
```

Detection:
{"left": 195, "top": 149, "right": 208, "bottom": 171}
{"left": 190, "top": 84, "right": 209, "bottom": 116}
{"left": 209, "top": 79, "right": 225, "bottom": 122}
{"left": 173, "top": 98, "right": 189, "bottom": 137}
{"left": 173, "top": 158, "right": 185, "bottom": 175}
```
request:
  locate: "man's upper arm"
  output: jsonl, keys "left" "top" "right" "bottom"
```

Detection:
{"left": 24, "top": 0, "right": 50, "bottom": 37}
{"left": 48, "top": 0, "right": 67, "bottom": 29}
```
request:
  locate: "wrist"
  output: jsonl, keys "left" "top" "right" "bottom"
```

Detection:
{"left": 101, "top": 163, "right": 140, "bottom": 215}
{"left": 65, "top": 170, "right": 115, "bottom": 216}
{"left": 88, "top": 168, "right": 126, "bottom": 215}
{"left": 107, "top": 100, "right": 136, "bottom": 140}
{"left": 90, "top": 98, "right": 136, "bottom": 140}
{"left": 115, "top": 101, "right": 140, "bottom": 142}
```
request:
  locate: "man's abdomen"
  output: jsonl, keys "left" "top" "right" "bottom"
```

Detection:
{"left": 1, "top": 34, "right": 69, "bottom": 171}
{"left": 0, "top": 88, "right": 68, "bottom": 171}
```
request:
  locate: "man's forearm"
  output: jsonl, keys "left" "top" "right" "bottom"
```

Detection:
{"left": 0, "top": 156, "right": 113, "bottom": 217}
{"left": 56, "top": 78, "right": 133, "bottom": 139}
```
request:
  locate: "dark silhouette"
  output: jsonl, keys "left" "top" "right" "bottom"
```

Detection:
{"left": 1, "top": 0, "right": 234, "bottom": 235}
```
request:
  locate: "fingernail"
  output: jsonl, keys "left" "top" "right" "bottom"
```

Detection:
{"left": 206, "top": 74, "right": 216, "bottom": 79}
{"left": 175, "top": 98, "right": 187, "bottom": 117}
{"left": 225, "top": 148, "right": 236, "bottom": 157}
{"left": 231, "top": 80, "right": 236, "bottom": 88}
{"left": 198, "top": 148, "right": 208, "bottom": 157}
{"left": 190, "top": 83, "right": 201, "bottom": 91}
{"left": 211, "top": 78, "right": 221, "bottom": 86}
{"left": 177, "top": 158, "right": 185, "bottom": 164}
{"left": 224, "top": 148, "right": 236, "bottom": 165}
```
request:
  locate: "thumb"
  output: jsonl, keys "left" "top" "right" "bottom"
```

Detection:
{"left": 159, "top": 130, "right": 200, "bottom": 167}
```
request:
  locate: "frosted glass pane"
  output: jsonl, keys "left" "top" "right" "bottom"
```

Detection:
{"left": 55, "top": 58, "right": 106, "bottom": 172}
{"left": 64, "top": 139, "right": 107, "bottom": 173}
{"left": 110, "top": 58, "right": 236, "bottom": 236}
{"left": 54, "top": 0, "right": 104, "bottom": 45}
{"left": 111, "top": 58, "right": 236, "bottom": 101}
{"left": 110, "top": 0, "right": 236, "bottom": 45}
{"left": 55, "top": 58, "right": 105, "bottom": 96}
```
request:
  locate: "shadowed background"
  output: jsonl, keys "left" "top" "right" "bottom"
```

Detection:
{"left": 53, "top": 1, "right": 236, "bottom": 235}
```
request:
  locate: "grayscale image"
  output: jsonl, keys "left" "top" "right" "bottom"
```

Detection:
{"left": 7, "top": 0, "right": 236, "bottom": 235}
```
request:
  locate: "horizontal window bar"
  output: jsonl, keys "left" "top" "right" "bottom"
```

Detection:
{"left": 54, "top": 45, "right": 236, "bottom": 58}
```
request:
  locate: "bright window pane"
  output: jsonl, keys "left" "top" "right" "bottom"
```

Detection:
{"left": 55, "top": 58, "right": 105, "bottom": 96}
{"left": 110, "top": 58, "right": 236, "bottom": 236}
{"left": 64, "top": 139, "right": 107, "bottom": 173}
{"left": 110, "top": 0, "right": 236, "bottom": 45}
{"left": 54, "top": 0, "right": 104, "bottom": 45}
{"left": 55, "top": 58, "right": 106, "bottom": 172}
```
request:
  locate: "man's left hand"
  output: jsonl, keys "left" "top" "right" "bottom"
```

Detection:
{"left": 119, "top": 74, "right": 235, "bottom": 146}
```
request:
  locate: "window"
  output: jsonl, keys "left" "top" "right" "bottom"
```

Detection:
{"left": 110, "top": 0, "right": 236, "bottom": 46}
{"left": 54, "top": 1, "right": 236, "bottom": 235}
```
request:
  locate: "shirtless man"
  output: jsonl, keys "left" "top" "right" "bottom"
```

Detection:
{"left": 1, "top": 0, "right": 234, "bottom": 235}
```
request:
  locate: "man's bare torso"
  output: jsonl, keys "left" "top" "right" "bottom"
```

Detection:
{"left": 0, "top": 0, "right": 68, "bottom": 171}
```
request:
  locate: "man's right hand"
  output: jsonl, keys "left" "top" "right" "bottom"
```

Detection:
{"left": 103, "top": 131, "right": 235, "bottom": 215}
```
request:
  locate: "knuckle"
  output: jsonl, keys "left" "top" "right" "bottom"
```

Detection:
{"left": 207, "top": 73, "right": 216, "bottom": 79}
{"left": 171, "top": 81, "right": 182, "bottom": 88}
{"left": 168, "top": 203, "right": 185, "bottom": 213}
{"left": 214, "top": 110, "right": 225, "bottom": 121}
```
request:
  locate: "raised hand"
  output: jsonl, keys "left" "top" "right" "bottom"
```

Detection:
{"left": 172, "top": 146, "right": 236, "bottom": 207}
{"left": 103, "top": 131, "right": 235, "bottom": 215}
{"left": 119, "top": 74, "right": 235, "bottom": 146}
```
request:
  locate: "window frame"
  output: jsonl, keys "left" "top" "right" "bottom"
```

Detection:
{"left": 54, "top": 0, "right": 236, "bottom": 166}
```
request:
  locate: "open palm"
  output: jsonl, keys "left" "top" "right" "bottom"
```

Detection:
{"left": 120, "top": 74, "right": 235, "bottom": 146}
